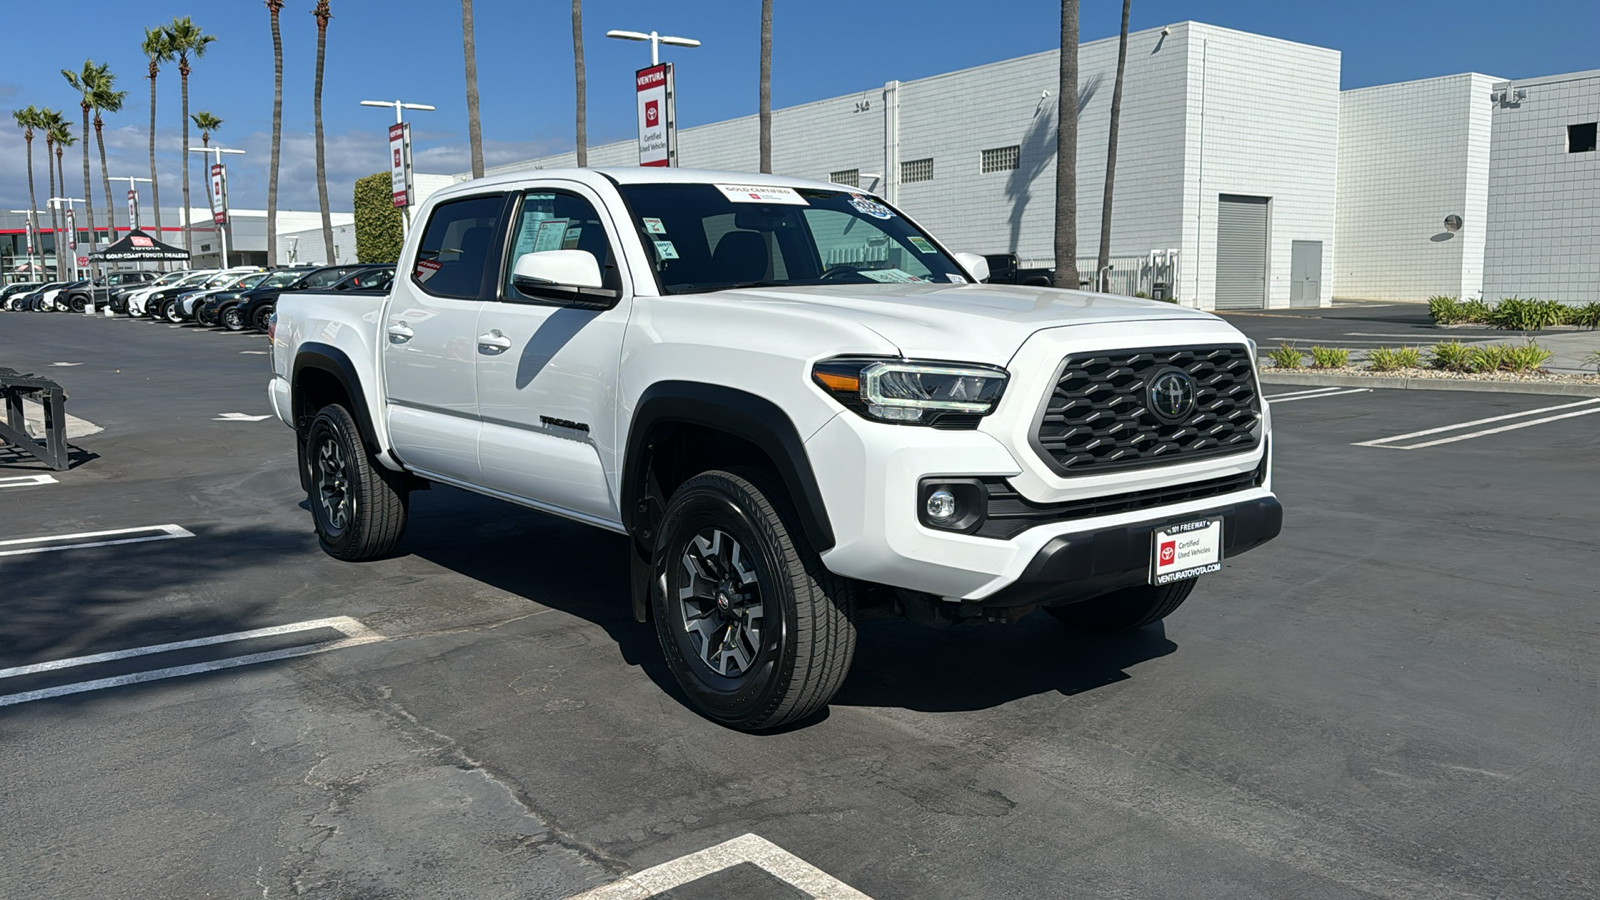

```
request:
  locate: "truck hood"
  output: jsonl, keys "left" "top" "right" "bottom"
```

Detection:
{"left": 709, "top": 283, "right": 1223, "bottom": 364}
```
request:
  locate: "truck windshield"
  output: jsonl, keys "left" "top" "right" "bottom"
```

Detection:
{"left": 613, "top": 183, "right": 969, "bottom": 295}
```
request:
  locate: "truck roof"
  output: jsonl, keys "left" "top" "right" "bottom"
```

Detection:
{"left": 437, "top": 167, "right": 859, "bottom": 200}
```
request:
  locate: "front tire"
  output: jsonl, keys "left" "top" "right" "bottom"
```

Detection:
{"left": 1045, "top": 580, "right": 1197, "bottom": 633}
{"left": 164, "top": 300, "right": 183, "bottom": 323}
{"left": 651, "top": 468, "right": 856, "bottom": 731}
{"left": 303, "top": 404, "right": 408, "bottom": 561}
{"left": 251, "top": 304, "right": 274, "bottom": 333}
{"left": 69, "top": 294, "right": 87, "bottom": 313}
{"left": 221, "top": 306, "right": 245, "bottom": 331}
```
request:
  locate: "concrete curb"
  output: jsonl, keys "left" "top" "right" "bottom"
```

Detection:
{"left": 1260, "top": 371, "right": 1600, "bottom": 397}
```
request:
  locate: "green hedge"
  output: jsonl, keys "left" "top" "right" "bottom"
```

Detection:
{"left": 353, "top": 172, "right": 403, "bottom": 264}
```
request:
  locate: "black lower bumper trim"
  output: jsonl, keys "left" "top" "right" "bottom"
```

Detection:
{"left": 977, "top": 495, "right": 1282, "bottom": 608}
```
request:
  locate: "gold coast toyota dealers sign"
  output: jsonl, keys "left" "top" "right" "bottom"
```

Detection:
{"left": 635, "top": 63, "right": 675, "bottom": 167}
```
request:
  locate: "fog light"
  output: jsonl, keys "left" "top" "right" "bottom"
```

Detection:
{"left": 926, "top": 489, "right": 957, "bottom": 521}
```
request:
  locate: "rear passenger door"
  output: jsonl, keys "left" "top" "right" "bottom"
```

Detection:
{"left": 382, "top": 192, "right": 506, "bottom": 481}
{"left": 472, "top": 183, "right": 632, "bottom": 526}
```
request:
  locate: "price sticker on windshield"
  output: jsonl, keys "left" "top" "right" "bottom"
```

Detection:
{"left": 714, "top": 184, "right": 809, "bottom": 206}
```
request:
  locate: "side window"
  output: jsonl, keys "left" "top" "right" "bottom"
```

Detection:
{"left": 503, "top": 190, "right": 618, "bottom": 297}
{"left": 414, "top": 194, "right": 505, "bottom": 299}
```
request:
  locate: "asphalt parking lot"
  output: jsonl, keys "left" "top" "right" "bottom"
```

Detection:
{"left": 2, "top": 312, "right": 1598, "bottom": 899}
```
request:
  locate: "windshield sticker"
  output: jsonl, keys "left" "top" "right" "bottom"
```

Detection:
{"left": 947, "top": 273, "right": 968, "bottom": 284}
{"left": 414, "top": 258, "right": 442, "bottom": 283}
{"left": 642, "top": 217, "right": 667, "bottom": 234}
{"left": 653, "top": 240, "right": 680, "bottom": 260}
{"left": 848, "top": 194, "right": 894, "bottom": 220}
{"left": 533, "top": 218, "right": 571, "bottom": 253}
{"left": 714, "top": 184, "right": 810, "bottom": 206}
{"left": 561, "top": 227, "right": 583, "bottom": 250}
{"left": 860, "top": 268, "right": 927, "bottom": 284}
{"left": 907, "top": 236, "right": 936, "bottom": 254}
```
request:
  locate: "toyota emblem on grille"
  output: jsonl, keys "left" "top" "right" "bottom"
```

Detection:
{"left": 1148, "top": 370, "right": 1198, "bottom": 422}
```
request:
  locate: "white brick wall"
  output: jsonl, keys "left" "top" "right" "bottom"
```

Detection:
{"left": 1334, "top": 73, "right": 1499, "bottom": 302}
{"left": 479, "top": 21, "right": 1341, "bottom": 309}
{"left": 1483, "top": 69, "right": 1600, "bottom": 304}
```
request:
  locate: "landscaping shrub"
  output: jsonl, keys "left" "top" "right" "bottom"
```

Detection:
{"left": 1429, "top": 341, "right": 1474, "bottom": 372}
{"left": 1467, "top": 343, "right": 1508, "bottom": 372}
{"left": 1267, "top": 344, "right": 1304, "bottom": 369}
{"left": 1584, "top": 350, "right": 1600, "bottom": 374}
{"left": 1459, "top": 298, "right": 1494, "bottom": 324}
{"left": 353, "top": 172, "right": 403, "bottom": 263}
{"left": 1499, "top": 342, "right": 1553, "bottom": 373}
{"left": 1428, "top": 295, "right": 1464, "bottom": 324}
{"left": 1367, "top": 346, "right": 1423, "bottom": 372}
{"left": 1490, "top": 297, "right": 1566, "bottom": 331}
{"left": 1308, "top": 346, "right": 1350, "bottom": 369}
{"left": 1569, "top": 302, "right": 1600, "bottom": 329}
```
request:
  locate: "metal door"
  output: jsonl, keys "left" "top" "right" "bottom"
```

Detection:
{"left": 1215, "top": 195, "right": 1268, "bottom": 309}
{"left": 1290, "top": 240, "right": 1322, "bottom": 308}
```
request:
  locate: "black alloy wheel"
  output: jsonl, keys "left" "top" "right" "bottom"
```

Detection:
{"left": 221, "top": 306, "right": 245, "bottom": 332}
{"left": 302, "top": 404, "right": 408, "bottom": 561}
{"left": 251, "top": 304, "right": 274, "bottom": 333}
{"left": 651, "top": 468, "right": 856, "bottom": 731}
{"left": 69, "top": 294, "right": 87, "bottom": 313}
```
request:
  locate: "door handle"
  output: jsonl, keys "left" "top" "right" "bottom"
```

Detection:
{"left": 387, "top": 322, "right": 414, "bottom": 344}
{"left": 477, "top": 330, "right": 513, "bottom": 352}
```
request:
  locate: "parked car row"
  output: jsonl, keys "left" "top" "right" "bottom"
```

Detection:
{"left": 3, "top": 264, "right": 396, "bottom": 335}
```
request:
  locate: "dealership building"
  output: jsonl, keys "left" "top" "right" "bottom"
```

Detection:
{"left": 479, "top": 22, "right": 1597, "bottom": 309}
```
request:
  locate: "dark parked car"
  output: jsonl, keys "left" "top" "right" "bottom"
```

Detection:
{"left": 205, "top": 267, "right": 315, "bottom": 330}
{"left": 12, "top": 281, "right": 69, "bottom": 312}
{"left": 229, "top": 264, "right": 380, "bottom": 333}
{"left": 1, "top": 281, "right": 45, "bottom": 310}
{"left": 330, "top": 265, "right": 394, "bottom": 293}
{"left": 981, "top": 253, "right": 1056, "bottom": 287}
{"left": 63, "top": 270, "right": 160, "bottom": 313}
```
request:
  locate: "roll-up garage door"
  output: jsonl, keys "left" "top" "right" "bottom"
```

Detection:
{"left": 1215, "top": 194, "right": 1268, "bottom": 310}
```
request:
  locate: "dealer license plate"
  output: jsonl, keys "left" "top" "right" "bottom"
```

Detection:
{"left": 1150, "top": 519, "right": 1223, "bottom": 585}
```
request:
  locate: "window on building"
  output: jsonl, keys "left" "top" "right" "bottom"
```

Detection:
{"left": 1569, "top": 123, "right": 1597, "bottom": 154}
{"left": 981, "top": 146, "right": 1020, "bottom": 173}
{"left": 901, "top": 158, "right": 934, "bottom": 183}
{"left": 829, "top": 169, "right": 860, "bottom": 187}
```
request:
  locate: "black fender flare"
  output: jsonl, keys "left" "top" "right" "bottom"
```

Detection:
{"left": 291, "top": 342, "right": 380, "bottom": 454}
{"left": 621, "top": 381, "right": 836, "bottom": 555}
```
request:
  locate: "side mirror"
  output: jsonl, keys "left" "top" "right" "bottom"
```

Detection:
{"left": 954, "top": 252, "right": 990, "bottom": 284}
{"left": 511, "top": 250, "right": 619, "bottom": 310}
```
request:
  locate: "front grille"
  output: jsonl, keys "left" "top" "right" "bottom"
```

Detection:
{"left": 976, "top": 468, "right": 1261, "bottom": 540}
{"left": 1033, "top": 346, "right": 1260, "bottom": 474}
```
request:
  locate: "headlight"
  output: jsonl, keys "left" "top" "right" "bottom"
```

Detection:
{"left": 811, "top": 358, "right": 1008, "bottom": 426}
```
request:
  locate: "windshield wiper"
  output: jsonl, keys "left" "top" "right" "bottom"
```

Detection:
{"left": 666, "top": 280, "right": 786, "bottom": 294}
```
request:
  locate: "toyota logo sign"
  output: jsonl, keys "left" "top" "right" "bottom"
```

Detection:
{"left": 1148, "top": 369, "right": 1198, "bottom": 423}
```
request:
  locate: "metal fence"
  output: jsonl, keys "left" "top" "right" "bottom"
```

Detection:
{"left": 1074, "top": 252, "right": 1182, "bottom": 299}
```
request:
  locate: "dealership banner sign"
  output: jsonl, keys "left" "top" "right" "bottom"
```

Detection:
{"left": 128, "top": 189, "right": 140, "bottom": 231}
{"left": 66, "top": 209, "right": 77, "bottom": 251}
{"left": 210, "top": 164, "right": 228, "bottom": 225}
{"left": 635, "top": 63, "right": 676, "bottom": 167}
{"left": 390, "top": 123, "right": 414, "bottom": 208}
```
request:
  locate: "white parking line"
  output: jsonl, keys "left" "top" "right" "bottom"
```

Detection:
{"left": 0, "top": 524, "right": 195, "bottom": 558}
{"left": 1265, "top": 386, "right": 1349, "bottom": 401}
{"left": 567, "top": 833, "right": 872, "bottom": 900}
{"left": 1356, "top": 398, "right": 1600, "bottom": 450}
{"left": 213, "top": 412, "right": 273, "bottom": 421}
{"left": 0, "top": 474, "right": 58, "bottom": 489}
{"left": 0, "top": 616, "right": 382, "bottom": 707}
{"left": 1269, "top": 388, "right": 1372, "bottom": 403}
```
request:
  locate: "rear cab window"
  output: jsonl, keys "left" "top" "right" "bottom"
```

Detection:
{"left": 413, "top": 194, "right": 506, "bottom": 299}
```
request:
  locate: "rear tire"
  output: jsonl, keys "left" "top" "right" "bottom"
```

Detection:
{"left": 69, "top": 295, "right": 87, "bottom": 313}
{"left": 251, "top": 304, "right": 274, "bottom": 333}
{"left": 221, "top": 306, "right": 245, "bottom": 332}
{"left": 1045, "top": 580, "right": 1197, "bottom": 633}
{"left": 651, "top": 467, "right": 856, "bottom": 731}
{"left": 164, "top": 300, "right": 183, "bottom": 323}
{"left": 303, "top": 404, "right": 408, "bottom": 561}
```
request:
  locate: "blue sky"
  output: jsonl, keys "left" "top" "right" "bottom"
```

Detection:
{"left": 2, "top": 0, "right": 1595, "bottom": 215}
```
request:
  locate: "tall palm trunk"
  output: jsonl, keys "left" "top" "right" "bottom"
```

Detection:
{"left": 56, "top": 146, "right": 68, "bottom": 278}
{"left": 22, "top": 125, "right": 38, "bottom": 273}
{"left": 95, "top": 111, "right": 118, "bottom": 239}
{"left": 266, "top": 0, "right": 285, "bottom": 267}
{"left": 45, "top": 131, "right": 59, "bottom": 274}
{"left": 759, "top": 0, "right": 772, "bottom": 173}
{"left": 1052, "top": 0, "right": 1080, "bottom": 290}
{"left": 1096, "top": 0, "right": 1131, "bottom": 291}
{"left": 572, "top": 0, "right": 586, "bottom": 166}
{"left": 80, "top": 101, "right": 97, "bottom": 252}
{"left": 179, "top": 57, "right": 192, "bottom": 252}
{"left": 147, "top": 62, "right": 163, "bottom": 239}
{"left": 462, "top": 0, "right": 484, "bottom": 178}
{"left": 313, "top": 1, "right": 335, "bottom": 260}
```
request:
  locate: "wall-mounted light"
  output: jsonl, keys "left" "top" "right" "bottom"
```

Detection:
{"left": 1444, "top": 214, "right": 1463, "bottom": 233}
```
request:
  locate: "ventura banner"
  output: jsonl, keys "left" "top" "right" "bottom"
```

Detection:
{"left": 389, "top": 123, "right": 414, "bottom": 208}
{"left": 635, "top": 63, "right": 676, "bottom": 167}
{"left": 210, "top": 164, "right": 227, "bottom": 225}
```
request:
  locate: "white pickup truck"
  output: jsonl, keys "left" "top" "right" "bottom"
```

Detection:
{"left": 269, "top": 167, "right": 1280, "bottom": 730}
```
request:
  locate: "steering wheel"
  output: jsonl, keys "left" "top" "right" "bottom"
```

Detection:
{"left": 820, "top": 264, "right": 863, "bottom": 281}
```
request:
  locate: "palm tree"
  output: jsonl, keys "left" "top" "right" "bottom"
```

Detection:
{"left": 1096, "top": 0, "right": 1131, "bottom": 291}
{"left": 166, "top": 16, "right": 216, "bottom": 253}
{"left": 141, "top": 27, "right": 174, "bottom": 242}
{"left": 192, "top": 111, "right": 222, "bottom": 147}
{"left": 1052, "top": 1, "right": 1080, "bottom": 290}
{"left": 41, "top": 109, "right": 61, "bottom": 267}
{"left": 91, "top": 66, "right": 130, "bottom": 240}
{"left": 11, "top": 106, "right": 43, "bottom": 273}
{"left": 51, "top": 123, "right": 74, "bottom": 279}
{"left": 312, "top": 1, "right": 335, "bottom": 260}
{"left": 266, "top": 0, "right": 286, "bottom": 266}
{"left": 462, "top": 0, "right": 484, "bottom": 178}
{"left": 759, "top": 0, "right": 773, "bottom": 173}
{"left": 572, "top": 0, "right": 586, "bottom": 167}
{"left": 62, "top": 62, "right": 100, "bottom": 251}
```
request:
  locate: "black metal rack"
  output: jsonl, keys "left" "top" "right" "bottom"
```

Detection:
{"left": 0, "top": 367, "right": 70, "bottom": 471}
